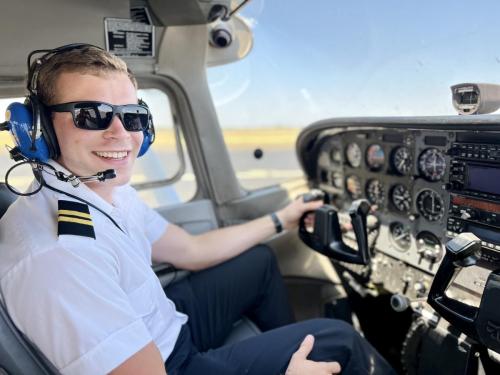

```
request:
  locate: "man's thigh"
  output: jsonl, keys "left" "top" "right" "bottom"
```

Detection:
{"left": 165, "top": 245, "right": 293, "bottom": 351}
{"left": 179, "top": 318, "right": 396, "bottom": 375}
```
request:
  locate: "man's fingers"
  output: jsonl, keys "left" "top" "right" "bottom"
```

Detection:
{"left": 324, "top": 361, "right": 342, "bottom": 374}
{"left": 303, "top": 200, "right": 323, "bottom": 212}
{"left": 293, "top": 334, "right": 315, "bottom": 359}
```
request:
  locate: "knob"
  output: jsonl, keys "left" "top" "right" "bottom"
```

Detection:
{"left": 391, "top": 294, "right": 410, "bottom": 312}
{"left": 414, "top": 281, "right": 427, "bottom": 296}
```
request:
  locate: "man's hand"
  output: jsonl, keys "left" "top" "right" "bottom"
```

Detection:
{"left": 286, "top": 335, "right": 341, "bottom": 375}
{"left": 276, "top": 194, "right": 324, "bottom": 231}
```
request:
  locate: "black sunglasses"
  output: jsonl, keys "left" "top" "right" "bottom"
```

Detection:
{"left": 48, "top": 101, "right": 151, "bottom": 132}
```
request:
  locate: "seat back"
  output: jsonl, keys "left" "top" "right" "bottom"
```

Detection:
{"left": 0, "top": 183, "right": 17, "bottom": 219}
{"left": 0, "top": 182, "right": 59, "bottom": 374}
{"left": 0, "top": 305, "right": 58, "bottom": 375}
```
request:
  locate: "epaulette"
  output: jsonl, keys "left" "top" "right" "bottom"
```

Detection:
{"left": 57, "top": 200, "right": 96, "bottom": 239}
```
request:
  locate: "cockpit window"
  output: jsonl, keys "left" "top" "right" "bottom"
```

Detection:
{"left": 208, "top": 0, "right": 500, "bottom": 190}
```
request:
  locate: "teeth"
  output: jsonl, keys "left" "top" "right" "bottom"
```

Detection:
{"left": 95, "top": 151, "right": 128, "bottom": 159}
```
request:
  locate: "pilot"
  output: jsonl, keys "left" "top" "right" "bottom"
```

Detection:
{"left": 0, "top": 45, "right": 396, "bottom": 375}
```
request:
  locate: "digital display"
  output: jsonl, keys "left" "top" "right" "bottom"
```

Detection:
{"left": 466, "top": 165, "right": 500, "bottom": 195}
{"left": 468, "top": 223, "right": 500, "bottom": 245}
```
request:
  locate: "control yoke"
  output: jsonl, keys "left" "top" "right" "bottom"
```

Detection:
{"left": 299, "top": 199, "right": 371, "bottom": 265}
{"left": 428, "top": 232, "right": 500, "bottom": 354}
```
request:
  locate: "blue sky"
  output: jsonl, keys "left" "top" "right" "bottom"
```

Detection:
{"left": 208, "top": 0, "right": 500, "bottom": 128}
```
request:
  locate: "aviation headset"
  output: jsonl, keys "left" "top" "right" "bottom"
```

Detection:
{"left": 6, "top": 43, "right": 155, "bottom": 163}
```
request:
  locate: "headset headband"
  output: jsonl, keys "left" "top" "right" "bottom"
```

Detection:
{"left": 4, "top": 43, "right": 155, "bottom": 162}
{"left": 27, "top": 43, "right": 104, "bottom": 96}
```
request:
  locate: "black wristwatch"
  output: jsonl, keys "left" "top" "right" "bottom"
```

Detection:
{"left": 270, "top": 212, "right": 283, "bottom": 233}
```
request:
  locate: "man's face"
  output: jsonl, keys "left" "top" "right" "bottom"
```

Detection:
{"left": 51, "top": 72, "right": 143, "bottom": 188}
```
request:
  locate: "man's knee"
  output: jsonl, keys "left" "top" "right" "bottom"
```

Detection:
{"left": 244, "top": 244, "right": 278, "bottom": 271}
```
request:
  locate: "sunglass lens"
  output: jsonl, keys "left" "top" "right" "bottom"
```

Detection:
{"left": 123, "top": 106, "right": 149, "bottom": 131}
{"left": 73, "top": 103, "right": 113, "bottom": 130}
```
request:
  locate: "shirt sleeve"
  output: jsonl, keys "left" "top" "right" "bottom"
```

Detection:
{"left": 128, "top": 186, "right": 169, "bottom": 245}
{"left": 1, "top": 245, "right": 153, "bottom": 375}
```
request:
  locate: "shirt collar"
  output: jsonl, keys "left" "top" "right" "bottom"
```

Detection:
{"left": 41, "top": 160, "right": 116, "bottom": 216}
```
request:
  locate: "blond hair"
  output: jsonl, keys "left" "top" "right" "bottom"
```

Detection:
{"left": 34, "top": 45, "right": 137, "bottom": 105}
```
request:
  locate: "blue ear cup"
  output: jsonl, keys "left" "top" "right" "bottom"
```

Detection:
{"left": 137, "top": 100, "right": 155, "bottom": 157}
{"left": 5, "top": 102, "right": 51, "bottom": 162}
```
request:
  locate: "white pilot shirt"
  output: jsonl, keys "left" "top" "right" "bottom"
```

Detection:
{"left": 0, "top": 161, "right": 188, "bottom": 375}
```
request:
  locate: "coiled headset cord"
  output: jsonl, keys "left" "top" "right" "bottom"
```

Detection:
{"left": 5, "top": 160, "right": 124, "bottom": 232}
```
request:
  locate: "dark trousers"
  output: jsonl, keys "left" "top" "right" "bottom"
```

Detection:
{"left": 164, "top": 245, "right": 395, "bottom": 375}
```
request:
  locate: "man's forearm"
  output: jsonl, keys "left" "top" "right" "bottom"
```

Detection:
{"left": 188, "top": 214, "right": 278, "bottom": 270}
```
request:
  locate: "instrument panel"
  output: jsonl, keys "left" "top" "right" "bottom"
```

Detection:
{"left": 299, "top": 121, "right": 500, "bottom": 301}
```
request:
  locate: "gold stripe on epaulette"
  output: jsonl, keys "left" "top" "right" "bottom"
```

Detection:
{"left": 58, "top": 210, "right": 92, "bottom": 219}
{"left": 58, "top": 217, "right": 94, "bottom": 226}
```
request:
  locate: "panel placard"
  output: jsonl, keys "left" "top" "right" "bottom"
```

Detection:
{"left": 105, "top": 17, "right": 154, "bottom": 57}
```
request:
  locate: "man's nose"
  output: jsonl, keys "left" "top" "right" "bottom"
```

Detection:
{"left": 103, "top": 114, "right": 129, "bottom": 138}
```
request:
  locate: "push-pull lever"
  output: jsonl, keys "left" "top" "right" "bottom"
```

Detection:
{"left": 299, "top": 199, "right": 371, "bottom": 265}
{"left": 428, "top": 232, "right": 500, "bottom": 356}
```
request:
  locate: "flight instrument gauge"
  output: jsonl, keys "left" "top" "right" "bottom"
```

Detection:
{"left": 346, "top": 143, "right": 362, "bottom": 168}
{"left": 331, "top": 172, "right": 343, "bottom": 188}
{"left": 391, "top": 184, "right": 412, "bottom": 212}
{"left": 416, "top": 231, "right": 443, "bottom": 262}
{"left": 366, "top": 179, "right": 385, "bottom": 206}
{"left": 418, "top": 148, "right": 446, "bottom": 181}
{"left": 330, "top": 147, "right": 342, "bottom": 164}
{"left": 391, "top": 146, "right": 413, "bottom": 175}
{"left": 346, "top": 175, "right": 362, "bottom": 199}
{"left": 416, "top": 189, "right": 444, "bottom": 221}
{"left": 366, "top": 144, "right": 385, "bottom": 170}
{"left": 390, "top": 222, "right": 412, "bottom": 251}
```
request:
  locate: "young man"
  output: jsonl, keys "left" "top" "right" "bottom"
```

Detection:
{"left": 0, "top": 45, "right": 395, "bottom": 375}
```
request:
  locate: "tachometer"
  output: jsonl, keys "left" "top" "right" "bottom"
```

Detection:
{"left": 366, "top": 144, "right": 385, "bottom": 171}
{"left": 416, "top": 189, "right": 444, "bottom": 221}
{"left": 390, "top": 222, "right": 412, "bottom": 251}
{"left": 346, "top": 175, "right": 362, "bottom": 199}
{"left": 366, "top": 179, "right": 385, "bottom": 206}
{"left": 345, "top": 143, "right": 362, "bottom": 168}
{"left": 418, "top": 148, "right": 446, "bottom": 181}
{"left": 390, "top": 184, "right": 412, "bottom": 212}
{"left": 391, "top": 146, "right": 413, "bottom": 175}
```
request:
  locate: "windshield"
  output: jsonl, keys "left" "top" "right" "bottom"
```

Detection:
{"left": 210, "top": 0, "right": 500, "bottom": 128}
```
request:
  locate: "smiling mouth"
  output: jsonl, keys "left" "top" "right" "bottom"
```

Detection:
{"left": 94, "top": 151, "right": 130, "bottom": 160}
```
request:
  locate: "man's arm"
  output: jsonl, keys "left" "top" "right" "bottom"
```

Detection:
{"left": 110, "top": 341, "right": 167, "bottom": 375}
{"left": 151, "top": 198, "right": 323, "bottom": 271}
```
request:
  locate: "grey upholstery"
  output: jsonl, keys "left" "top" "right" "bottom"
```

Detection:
{"left": 223, "top": 317, "right": 262, "bottom": 346}
{"left": 0, "top": 183, "right": 16, "bottom": 219}
{"left": 0, "top": 305, "right": 59, "bottom": 375}
{"left": 0, "top": 183, "right": 59, "bottom": 374}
